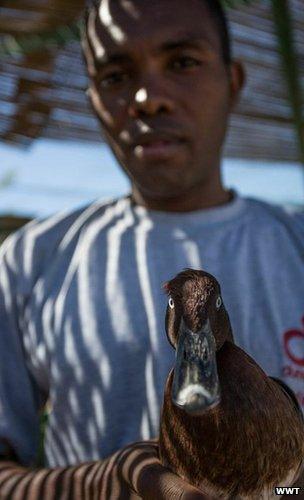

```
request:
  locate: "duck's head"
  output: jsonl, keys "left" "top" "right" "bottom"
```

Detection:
{"left": 164, "top": 269, "right": 233, "bottom": 416}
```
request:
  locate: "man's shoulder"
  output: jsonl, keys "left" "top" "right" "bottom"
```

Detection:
{"left": 0, "top": 196, "right": 126, "bottom": 278}
{"left": 242, "top": 196, "right": 304, "bottom": 232}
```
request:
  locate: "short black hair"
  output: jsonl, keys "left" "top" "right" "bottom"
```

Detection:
{"left": 84, "top": 0, "right": 231, "bottom": 65}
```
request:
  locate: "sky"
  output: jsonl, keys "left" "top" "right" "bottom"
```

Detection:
{"left": 0, "top": 139, "right": 303, "bottom": 218}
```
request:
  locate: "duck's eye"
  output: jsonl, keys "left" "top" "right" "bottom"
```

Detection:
{"left": 216, "top": 296, "right": 222, "bottom": 309}
{"left": 168, "top": 297, "right": 175, "bottom": 309}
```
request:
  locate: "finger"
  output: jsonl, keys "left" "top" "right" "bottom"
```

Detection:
{"left": 136, "top": 461, "right": 208, "bottom": 500}
{"left": 94, "top": 441, "right": 159, "bottom": 499}
{"left": 116, "top": 440, "right": 160, "bottom": 491}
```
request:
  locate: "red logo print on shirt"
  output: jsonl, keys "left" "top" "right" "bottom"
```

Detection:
{"left": 283, "top": 316, "right": 304, "bottom": 367}
{"left": 282, "top": 316, "right": 304, "bottom": 409}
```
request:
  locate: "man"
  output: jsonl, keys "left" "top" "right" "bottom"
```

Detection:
{"left": 0, "top": 0, "right": 303, "bottom": 497}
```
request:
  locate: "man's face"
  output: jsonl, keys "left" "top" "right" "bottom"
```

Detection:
{"left": 84, "top": 0, "right": 240, "bottom": 200}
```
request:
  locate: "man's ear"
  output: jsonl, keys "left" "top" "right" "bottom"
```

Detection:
{"left": 228, "top": 61, "right": 246, "bottom": 111}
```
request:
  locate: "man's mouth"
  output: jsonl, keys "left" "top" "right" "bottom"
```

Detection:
{"left": 135, "top": 139, "right": 185, "bottom": 160}
{"left": 131, "top": 132, "right": 186, "bottom": 161}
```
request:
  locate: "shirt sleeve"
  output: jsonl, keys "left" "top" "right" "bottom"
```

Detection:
{"left": 0, "top": 228, "right": 45, "bottom": 466}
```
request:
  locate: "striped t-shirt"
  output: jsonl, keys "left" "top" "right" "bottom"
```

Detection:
{"left": 0, "top": 193, "right": 303, "bottom": 467}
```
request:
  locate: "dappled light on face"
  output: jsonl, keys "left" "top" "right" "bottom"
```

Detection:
{"left": 134, "top": 146, "right": 144, "bottom": 159}
{"left": 119, "top": 129, "right": 131, "bottom": 143}
{"left": 82, "top": 36, "right": 97, "bottom": 77}
{"left": 87, "top": 9, "right": 106, "bottom": 61}
{"left": 89, "top": 87, "right": 114, "bottom": 127}
{"left": 138, "top": 120, "right": 151, "bottom": 134}
{"left": 118, "top": 98, "right": 127, "bottom": 107}
{"left": 121, "top": 0, "right": 140, "bottom": 20}
{"left": 119, "top": 121, "right": 151, "bottom": 146}
{"left": 136, "top": 120, "right": 152, "bottom": 134}
{"left": 135, "top": 88, "right": 148, "bottom": 104}
{"left": 99, "top": 0, "right": 126, "bottom": 44}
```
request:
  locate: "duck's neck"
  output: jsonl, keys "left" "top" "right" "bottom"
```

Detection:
{"left": 159, "top": 368, "right": 221, "bottom": 480}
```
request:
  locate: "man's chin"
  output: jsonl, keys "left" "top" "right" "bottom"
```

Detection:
{"left": 131, "top": 180, "right": 195, "bottom": 205}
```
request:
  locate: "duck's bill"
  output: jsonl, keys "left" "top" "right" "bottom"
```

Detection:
{"left": 172, "top": 317, "right": 220, "bottom": 415}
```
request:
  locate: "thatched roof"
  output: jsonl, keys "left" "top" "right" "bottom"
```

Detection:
{"left": 0, "top": 0, "right": 303, "bottom": 162}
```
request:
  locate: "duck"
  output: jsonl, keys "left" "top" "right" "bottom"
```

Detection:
{"left": 159, "top": 269, "right": 304, "bottom": 499}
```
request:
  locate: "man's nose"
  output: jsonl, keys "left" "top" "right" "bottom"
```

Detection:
{"left": 128, "top": 81, "right": 175, "bottom": 118}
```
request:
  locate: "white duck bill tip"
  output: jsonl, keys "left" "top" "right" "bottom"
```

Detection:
{"left": 171, "top": 317, "right": 221, "bottom": 412}
{"left": 173, "top": 383, "right": 221, "bottom": 414}
{"left": 179, "top": 384, "right": 211, "bottom": 404}
{"left": 174, "top": 384, "right": 217, "bottom": 406}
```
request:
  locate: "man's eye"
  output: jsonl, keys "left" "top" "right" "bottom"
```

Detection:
{"left": 100, "top": 71, "right": 129, "bottom": 88}
{"left": 170, "top": 56, "right": 200, "bottom": 70}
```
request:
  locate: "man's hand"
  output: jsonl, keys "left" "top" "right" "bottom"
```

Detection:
{"left": 104, "top": 439, "right": 211, "bottom": 499}
{"left": 0, "top": 440, "right": 211, "bottom": 499}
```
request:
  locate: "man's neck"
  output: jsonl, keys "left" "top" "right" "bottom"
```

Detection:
{"left": 130, "top": 182, "right": 232, "bottom": 213}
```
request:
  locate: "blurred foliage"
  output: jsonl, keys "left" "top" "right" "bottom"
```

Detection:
{"left": 0, "top": 20, "right": 82, "bottom": 58}
{"left": 0, "top": 169, "right": 16, "bottom": 189}
{"left": 36, "top": 410, "right": 49, "bottom": 468}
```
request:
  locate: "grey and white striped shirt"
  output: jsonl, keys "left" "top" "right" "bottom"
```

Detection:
{"left": 0, "top": 194, "right": 303, "bottom": 467}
